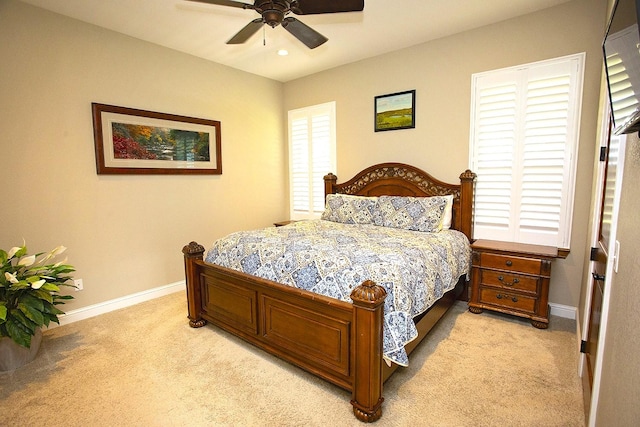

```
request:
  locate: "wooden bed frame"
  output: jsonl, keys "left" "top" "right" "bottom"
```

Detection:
{"left": 182, "top": 163, "right": 476, "bottom": 422}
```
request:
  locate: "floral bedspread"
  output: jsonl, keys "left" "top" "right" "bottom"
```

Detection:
{"left": 205, "top": 220, "right": 471, "bottom": 366}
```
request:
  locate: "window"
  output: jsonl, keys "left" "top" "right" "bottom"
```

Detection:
{"left": 469, "top": 54, "right": 585, "bottom": 249}
{"left": 288, "top": 102, "right": 336, "bottom": 220}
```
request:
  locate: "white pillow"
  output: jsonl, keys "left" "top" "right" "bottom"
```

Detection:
{"left": 440, "top": 195, "right": 454, "bottom": 230}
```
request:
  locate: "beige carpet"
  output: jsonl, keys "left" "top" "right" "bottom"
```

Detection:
{"left": 0, "top": 292, "right": 585, "bottom": 426}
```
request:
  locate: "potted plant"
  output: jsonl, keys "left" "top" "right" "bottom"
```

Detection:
{"left": 0, "top": 243, "right": 75, "bottom": 370}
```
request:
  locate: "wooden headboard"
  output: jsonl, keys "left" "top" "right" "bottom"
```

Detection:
{"left": 324, "top": 163, "right": 476, "bottom": 240}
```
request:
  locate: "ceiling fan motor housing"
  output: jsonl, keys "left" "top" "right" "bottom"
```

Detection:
{"left": 256, "top": 0, "right": 290, "bottom": 27}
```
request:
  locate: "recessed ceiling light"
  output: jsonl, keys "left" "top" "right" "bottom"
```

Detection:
{"left": 277, "top": 49, "right": 289, "bottom": 56}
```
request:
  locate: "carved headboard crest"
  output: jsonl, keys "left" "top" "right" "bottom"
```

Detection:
{"left": 325, "top": 164, "right": 461, "bottom": 197}
{"left": 353, "top": 166, "right": 458, "bottom": 197}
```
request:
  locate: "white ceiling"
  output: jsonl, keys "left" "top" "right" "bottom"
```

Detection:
{"left": 20, "top": 0, "right": 570, "bottom": 82}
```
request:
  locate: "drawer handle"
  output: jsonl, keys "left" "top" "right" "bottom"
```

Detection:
{"left": 498, "top": 276, "right": 520, "bottom": 287}
{"left": 506, "top": 260, "right": 513, "bottom": 267}
{"left": 496, "top": 294, "right": 518, "bottom": 303}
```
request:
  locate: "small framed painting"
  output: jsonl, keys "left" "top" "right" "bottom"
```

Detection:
{"left": 374, "top": 90, "right": 416, "bottom": 132}
{"left": 92, "top": 103, "right": 222, "bottom": 175}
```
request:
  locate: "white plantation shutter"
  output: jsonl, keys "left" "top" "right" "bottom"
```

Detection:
{"left": 470, "top": 54, "right": 584, "bottom": 248}
{"left": 473, "top": 79, "right": 518, "bottom": 235}
{"left": 288, "top": 102, "right": 336, "bottom": 219}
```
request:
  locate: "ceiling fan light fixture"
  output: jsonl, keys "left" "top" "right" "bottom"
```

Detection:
{"left": 263, "top": 9, "right": 284, "bottom": 27}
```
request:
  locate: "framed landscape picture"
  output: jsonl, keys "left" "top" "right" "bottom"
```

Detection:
{"left": 374, "top": 90, "right": 416, "bottom": 132}
{"left": 92, "top": 103, "right": 222, "bottom": 175}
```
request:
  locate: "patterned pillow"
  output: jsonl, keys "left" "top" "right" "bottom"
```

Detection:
{"left": 373, "top": 195, "right": 448, "bottom": 232}
{"left": 321, "top": 194, "right": 378, "bottom": 225}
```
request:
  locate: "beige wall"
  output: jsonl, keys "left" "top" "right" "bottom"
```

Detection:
{"left": 283, "top": 0, "right": 607, "bottom": 309}
{"left": 0, "top": 1, "right": 286, "bottom": 311}
{"left": 584, "top": 135, "right": 640, "bottom": 422}
{"left": 594, "top": 132, "right": 640, "bottom": 425}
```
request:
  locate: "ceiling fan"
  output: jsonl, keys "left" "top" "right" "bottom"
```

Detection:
{"left": 187, "top": 0, "right": 365, "bottom": 49}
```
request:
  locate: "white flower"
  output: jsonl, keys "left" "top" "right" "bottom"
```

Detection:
{"left": 18, "top": 255, "right": 36, "bottom": 267}
{"left": 52, "top": 246, "right": 67, "bottom": 256}
{"left": 4, "top": 272, "right": 19, "bottom": 284}
{"left": 38, "top": 245, "right": 68, "bottom": 264}
{"left": 53, "top": 257, "right": 68, "bottom": 267}
{"left": 31, "top": 279, "right": 45, "bottom": 289}
{"left": 7, "top": 246, "right": 21, "bottom": 259}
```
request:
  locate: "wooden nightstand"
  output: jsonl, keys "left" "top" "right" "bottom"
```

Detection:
{"left": 468, "top": 239, "right": 558, "bottom": 329}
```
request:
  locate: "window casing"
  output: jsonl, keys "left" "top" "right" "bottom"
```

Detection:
{"left": 469, "top": 54, "right": 585, "bottom": 249}
{"left": 288, "top": 102, "right": 336, "bottom": 220}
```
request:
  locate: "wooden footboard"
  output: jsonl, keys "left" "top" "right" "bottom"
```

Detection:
{"left": 184, "top": 243, "right": 465, "bottom": 422}
{"left": 183, "top": 242, "right": 388, "bottom": 422}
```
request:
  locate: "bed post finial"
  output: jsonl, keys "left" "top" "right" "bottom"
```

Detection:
{"left": 324, "top": 172, "right": 337, "bottom": 197}
{"left": 183, "top": 242, "right": 207, "bottom": 328}
{"left": 350, "top": 280, "right": 387, "bottom": 422}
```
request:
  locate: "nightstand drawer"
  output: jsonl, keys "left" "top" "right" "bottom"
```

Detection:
{"left": 479, "top": 288, "right": 536, "bottom": 314}
{"left": 480, "top": 270, "right": 538, "bottom": 294}
{"left": 479, "top": 253, "right": 542, "bottom": 275}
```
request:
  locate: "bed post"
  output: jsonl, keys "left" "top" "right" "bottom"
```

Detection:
{"left": 350, "top": 280, "right": 387, "bottom": 423}
{"left": 324, "top": 172, "right": 337, "bottom": 196}
{"left": 182, "top": 241, "right": 207, "bottom": 328}
{"left": 459, "top": 170, "right": 477, "bottom": 241}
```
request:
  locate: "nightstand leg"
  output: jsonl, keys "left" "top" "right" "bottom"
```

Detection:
{"left": 468, "top": 306, "right": 483, "bottom": 314}
{"left": 531, "top": 319, "right": 549, "bottom": 329}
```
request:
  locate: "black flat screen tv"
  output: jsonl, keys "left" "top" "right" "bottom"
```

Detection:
{"left": 603, "top": 0, "right": 640, "bottom": 134}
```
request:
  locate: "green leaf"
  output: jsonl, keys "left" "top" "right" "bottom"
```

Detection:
{"left": 52, "top": 266, "right": 75, "bottom": 275}
{"left": 46, "top": 314, "right": 60, "bottom": 325}
{"left": 13, "top": 246, "right": 27, "bottom": 259}
{"left": 40, "top": 283, "right": 60, "bottom": 292}
{"left": 30, "top": 289, "right": 53, "bottom": 304}
{"left": 18, "top": 302, "right": 45, "bottom": 326}
{"left": 9, "top": 309, "right": 37, "bottom": 333}
{"left": 19, "top": 294, "right": 44, "bottom": 312}
{"left": 9, "top": 281, "right": 30, "bottom": 291}
{"left": 0, "top": 304, "right": 7, "bottom": 321}
{"left": 42, "top": 301, "right": 64, "bottom": 315}
{"left": 5, "top": 318, "right": 32, "bottom": 348}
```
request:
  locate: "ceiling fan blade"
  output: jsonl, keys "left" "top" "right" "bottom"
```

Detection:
{"left": 227, "top": 18, "right": 264, "bottom": 44}
{"left": 186, "top": 0, "right": 254, "bottom": 10}
{"left": 281, "top": 17, "right": 328, "bottom": 49}
{"left": 291, "top": 0, "right": 364, "bottom": 15}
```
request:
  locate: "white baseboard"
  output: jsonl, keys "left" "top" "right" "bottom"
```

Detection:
{"left": 51, "top": 281, "right": 576, "bottom": 327}
{"left": 549, "top": 302, "right": 577, "bottom": 320}
{"left": 55, "top": 281, "right": 185, "bottom": 328}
